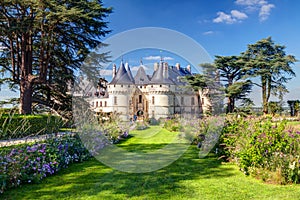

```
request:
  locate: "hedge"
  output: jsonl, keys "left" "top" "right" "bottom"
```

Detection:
{"left": 0, "top": 114, "right": 63, "bottom": 140}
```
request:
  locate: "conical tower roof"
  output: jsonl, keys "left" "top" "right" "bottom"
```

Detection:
{"left": 134, "top": 66, "right": 150, "bottom": 85}
{"left": 150, "top": 61, "right": 174, "bottom": 84}
{"left": 110, "top": 62, "right": 134, "bottom": 84}
{"left": 125, "top": 62, "right": 135, "bottom": 83}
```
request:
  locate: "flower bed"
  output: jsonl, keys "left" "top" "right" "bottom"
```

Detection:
{"left": 0, "top": 134, "right": 91, "bottom": 193}
{"left": 219, "top": 116, "right": 300, "bottom": 184}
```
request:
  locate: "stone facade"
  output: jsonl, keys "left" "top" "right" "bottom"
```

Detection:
{"left": 89, "top": 61, "right": 212, "bottom": 121}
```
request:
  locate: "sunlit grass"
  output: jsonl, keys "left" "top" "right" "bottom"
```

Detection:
{"left": 2, "top": 126, "right": 300, "bottom": 200}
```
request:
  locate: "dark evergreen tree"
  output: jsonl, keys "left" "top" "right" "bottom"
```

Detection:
{"left": 214, "top": 55, "right": 252, "bottom": 113}
{"left": 242, "top": 37, "right": 296, "bottom": 114}
{"left": 0, "top": 0, "right": 112, "bottom": 115}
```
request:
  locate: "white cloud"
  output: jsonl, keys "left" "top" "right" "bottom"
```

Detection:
{"left": 235, "top": 0, "right": 275, "bottom": 21}
{"left": 235, "top": 0, "right": 266, "bottom": 6}
{"left": 259, "top": 3, "right": 275, "bottom": 21}
{"left": 231, "top": 10, "right": 248, "bottom": 20}
{"left": 213, "top": 10, "right": 247, "bottom": 24}
{"left": 143, "top": 56, "right": 174, "bottom": 61}
{"left": 99, "top": 69, "right": 112, "bottom": 76}
{"left": 203, "top": 31, "right": 215, "bottom": 35}
{"left": 131, "top": 65, "right": 150, "bottom": 72}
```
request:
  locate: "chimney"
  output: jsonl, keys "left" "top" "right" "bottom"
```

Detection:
{"left": 154, "top": 62, "right": 159, "bottom": 71}
{"left": 176, "top": 63, "right": 180, "bottom": 71}
{"left": 186, "top": 64, "right": 191, "bottom": 73}
{"left": 163, "top": 62, "right": 168, "bottom": 78}
{"left": 112, "top": 63, "right": 116, "bottom": 78}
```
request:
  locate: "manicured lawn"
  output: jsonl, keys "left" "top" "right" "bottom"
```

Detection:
{"left": 2, "top": 126, "right": 300, "bottom": 200}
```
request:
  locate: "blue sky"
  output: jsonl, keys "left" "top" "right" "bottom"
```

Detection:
{"left": 100, "top": 0, "right": 300, "bottom": 106}
{"left": 1, "top": 0, "right": 300, "bottom": 107}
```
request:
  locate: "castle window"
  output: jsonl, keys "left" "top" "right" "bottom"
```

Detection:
{"left": 152, "top": 96, "right": 155, "bottom": 105}
{"left": 104, "top": 101, "right": 107, "bottom": 107}
{"left": 191, "top": 97, "right": 195, "bottom": 105}
{"left": 114, "top": 85, "right": 116, "bottom": 87}
{"left": 151, "top": 85, "right": 153, "bottom": 88}
{"left": 140, "top": 85, "right": 142, "bottom": 89}
{"left": 139, "top": 95, "right": 142, "bottom": 103}
{"left": 114, "top": 96, "right": 117, "bottom": 105}
{"left": 100, "top": 101, "right": 102, "bottom": 107}
{"left": 128, "top": 85, "right": 130, "bottom": 88}
{"left": 181, "top": 97, "right": 184, "bottom": 105}
{"left": 121, "top": 85, "right": 123, "bottom": 87}
{"left": 96, "top": 101, "right": 98, "bottom": 107}
{"left": 160, "top": 85, "right": 162, "bottom": 87}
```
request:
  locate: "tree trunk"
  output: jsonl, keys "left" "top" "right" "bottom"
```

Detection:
{"left": 20, "top": 78, "right": 33, "bottom": 114}
{"left": 227, "top": 97, "right": 235, "bottom": 113}
{"left": 262, "top": 76, "right": 268, "bottom": 114}
{"left": 19, "top": 32, "right": 33, "bottom": 114}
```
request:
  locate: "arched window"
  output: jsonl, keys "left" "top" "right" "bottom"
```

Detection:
{"left": 100, "top": 101, "right": 102, "bottom": 107}
{"left": 104, "top": 101, "right": 107, "bottom": 107}
{"left": 152, "top": 96, "right": 155, "bottom": 105}
{"left": 96, "top": 101, "right": 98, "bottom": 107}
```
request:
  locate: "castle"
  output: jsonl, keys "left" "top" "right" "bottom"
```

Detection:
{"left": 89, "top": 60, "right": 212, "bottom": 121}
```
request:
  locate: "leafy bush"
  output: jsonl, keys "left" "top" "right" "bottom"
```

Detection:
{"left": 219, "top": 115, "right": 300, "bottom": 184}
{"left": 163, "top": 118, "right": 182, "bottom": 132}
{"left": 0, "top": 113, "right": 63, "bottom": 139}
{"left": 0, "top": 134, "right": 90, "bottom": 193}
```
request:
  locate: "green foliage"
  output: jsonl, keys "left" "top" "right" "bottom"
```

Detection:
{"left": 0, "top": 134, "right": 90, "bottom": 193}
{"left": 3, "top": 125, "right": 300, "bottom": 199}
{"left": 163, "top": 118, "right": 182, "bottom": 132}
{"left": 268, "top": 101, "right": 283, "bottom": 116}
{"left": 242, "top": 37, "right": 296, "bottom": 114}
{"left": 219, "top": 115, "right": 300, "bottom": 184}
{"left": 214, "top": 55, "right": 252, "bottom": 113}
{"left": 0, "top": 0, "right": 112, "bottom": 114}
{"left": 0, "top": 113, "right": 63, "bottom": 139}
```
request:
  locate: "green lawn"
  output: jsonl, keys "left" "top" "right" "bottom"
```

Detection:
{"left": 2, "top": 126, "right": 300, "bottom": 200}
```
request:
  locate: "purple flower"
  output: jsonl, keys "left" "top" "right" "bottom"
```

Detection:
{"left": 289, "top": 133, "right": 295, "bottom": 138}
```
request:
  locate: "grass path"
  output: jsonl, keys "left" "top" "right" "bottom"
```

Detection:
{"left": 2, "top": 126, "right": 300, "bottom": 200}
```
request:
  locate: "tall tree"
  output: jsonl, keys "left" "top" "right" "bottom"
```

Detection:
{"left": 0, "top": 0, "right": 112, "bottom": 114}
{"left": 214, "top": 55, "right": 252, "bottom": 113}
{"left": 241, "top": 37, "right": 296, "bottom": 114}
{"left": 183, "top": 63, "right": 224, "bottom": 114}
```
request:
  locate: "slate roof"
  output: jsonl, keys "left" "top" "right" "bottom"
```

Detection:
{"left": 109, "top": 61, "right": 192, "bottom": 86}
{"left": 125, "top": 62, "right": 135, "bottom": 83}
{"left": 110, "top": 62, "right": 134, "bottom": 85}
{"left": 150, "top": 62, "right": 174, "bottom": 84}
{"left": 134, "top": 66, "right": 150, "bottom": 85}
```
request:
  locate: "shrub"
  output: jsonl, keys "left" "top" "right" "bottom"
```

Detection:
{"left": 0, "top": 113, "right": 63, "bottom": 139}
{"left": 163, "top": 118, "right": 182, "bottom": 132}
{"left": 218, "top": 115, "right": 300, "bottom": 184}
{"left": 0, "top": 134, "right": 90, "bottom": 193}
